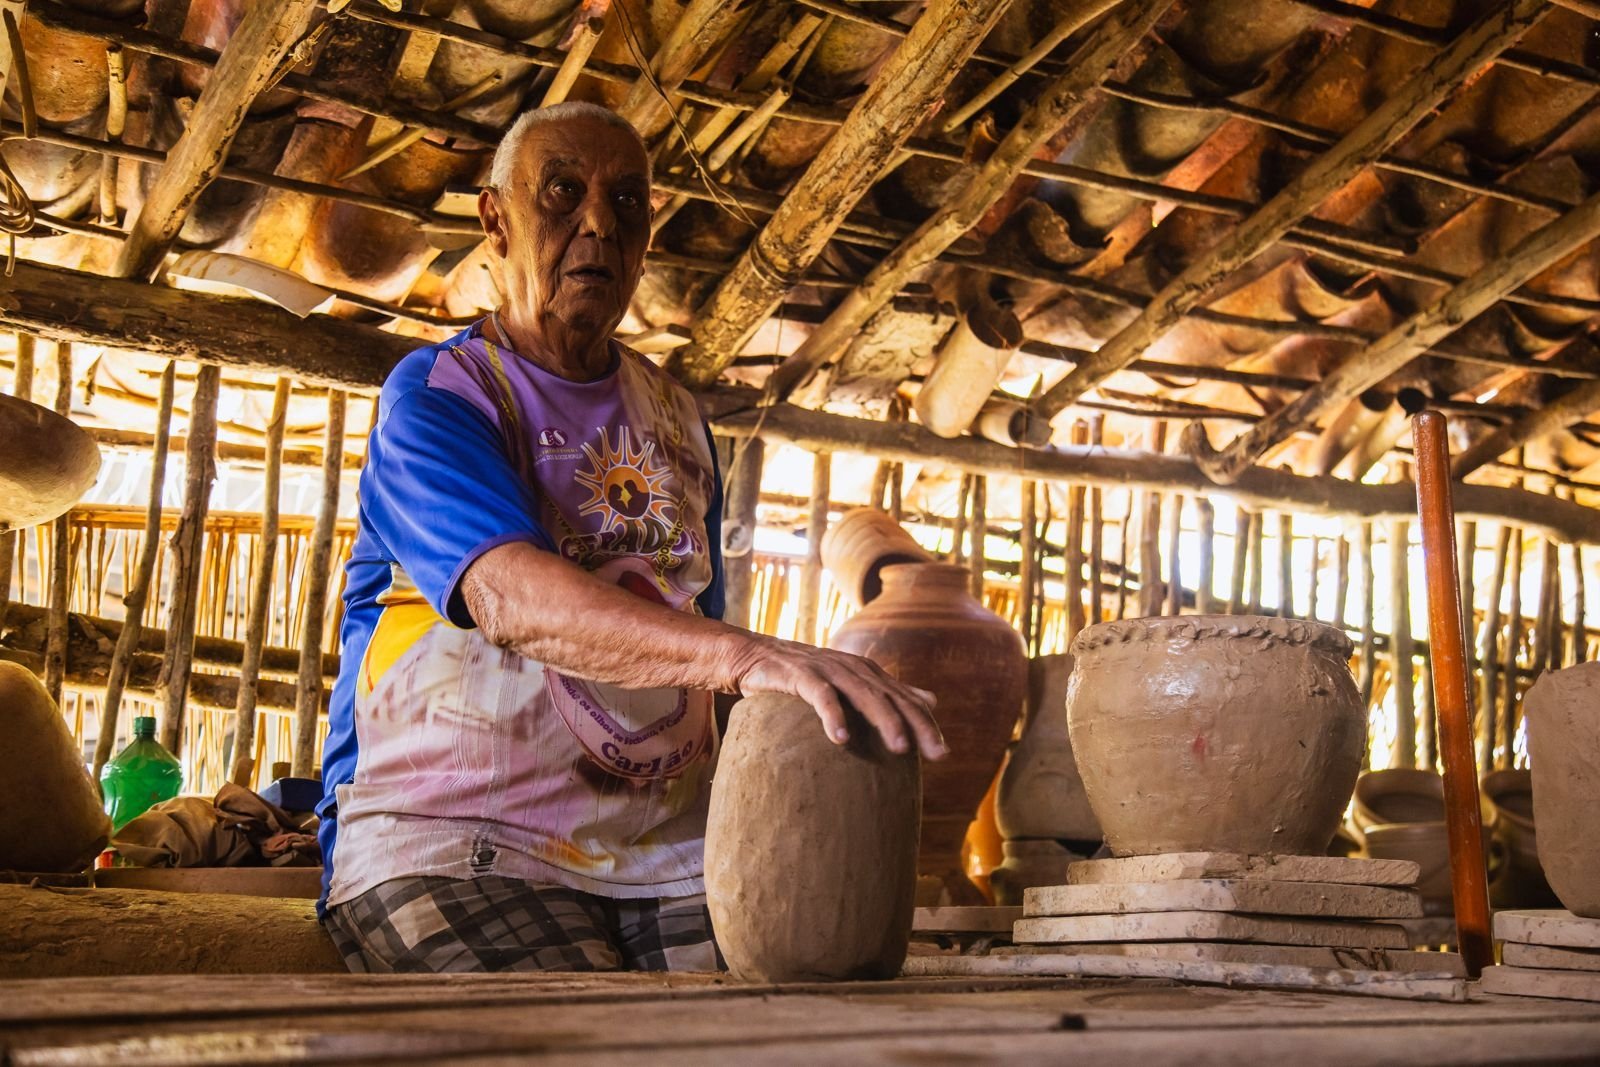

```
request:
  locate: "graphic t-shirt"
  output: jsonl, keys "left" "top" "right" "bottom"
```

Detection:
{"left": 318, "top": 324, "right": 724, "bottom": 912}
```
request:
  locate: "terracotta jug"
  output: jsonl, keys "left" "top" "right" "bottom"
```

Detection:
{"left": 819, "top": 508, "right": 933, "bottom": 607}
{"left": 1067, "top": 615, "right": 1365, "bottom": 857}
{"left": 828, "top": 563, "right": 1027, "bottom": 902}
{"left": 1525, "top": 662, "right": 1600, "bottom": 918}
{"left": 705, "top": 694, "right": 919, "bottom": 982}
{"left": 0, "top": 662, "right": 111, "bottom": 872}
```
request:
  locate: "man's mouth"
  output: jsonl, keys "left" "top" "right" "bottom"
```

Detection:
{"left": 566, "top": 265, "right": 614, "bottom": 285}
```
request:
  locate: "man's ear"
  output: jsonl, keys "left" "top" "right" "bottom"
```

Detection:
{"left": 478, "top": 188, "right": 510, "bottom": 258}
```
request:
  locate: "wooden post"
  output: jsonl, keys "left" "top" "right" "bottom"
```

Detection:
{"left": 1532, "top": 537, "right": 1560, "bottom": 678}
{"left": 1458, "top": 520, "right": 1477, "bottom": 676}
{"left": 229, "top": 378, "right": 290, "bottom": 787}
{"left": 1020, "top": 480, "right": 1038, "bottom": 650}
{"left": 795, "top": 451, "right": 831, "bottom": 646}
{"left": 1195, "top": 497, "right": 1216, "bottom": 615}
{"left": 1411, "top": 410, "right": 1494, "bottom": 978}
{"left": 1499, "top": 529, "right": 1524, "bottom": 771}
{"left": 871, "top": 460, "right": 892, "bottom": 512}
{"left": 1307, "top": 536, "right": 1323, "bottom": 623}
{"left": 1359, "top": 522, "right": 1378, "bottom": 712}
{"left": 539, "top": 14, "right": 605, "bottom": 107}
{"left": 888, "top": 463, "right": 904, "bottom": 524}
{"left": 1334, "top": 535, "right": 1351, "bottom": 630}
{"left": 1227, "top": 507, "right": 1250, "bottom": 614}
{"left": 92, "top": 362, "right": 177, "bottom": 781}
{"left": 1116, "top": 491, "right": 1132, "bottom": 621}
{"left": 1390, "top": 518, "right": 1415, "bottom": 768}
{"left": 719, "top": 436, "right": 763, "bottom": 630}
{"left": 968, "top": 475, "right": 987, "bottom": 602}
{"left": 1246, "top": 510, "right": 1265, "bottom": 616}
{"left": 1066, "top": 437, "right": 1088, "bottom": 638}
{"left": 948, "top": 473, "right": 970, "bottom": 565}
{"left": 1138, "top": 491, "right": 1163, "bottom": 617}
{"left": 43, "top": 345, "right": 73, "bottom": 706}
{"left": 1088, "top": 414, "right": 1105, "bottom": 626}
{"left": 1276, "top": 510, "right": 1294, "bottom": 619}
{"left": 1478, "top": 525, "right": 1512, "bottom": 772}
{"left": 1165, "top": 493, "right": 1184, "bottom": 616}
{"left": 1568, "top": 540, "right": 1587, "bottom": 665}
{"left": 157, "top": 364, "right": 222, "bottom": 755}
{"left": 292, "top": 391, "right": 346, "bottom": 778}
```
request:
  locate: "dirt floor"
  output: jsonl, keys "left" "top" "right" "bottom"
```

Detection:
{"left": 2, "top": 970, "right": 1599, "bottom": 1065}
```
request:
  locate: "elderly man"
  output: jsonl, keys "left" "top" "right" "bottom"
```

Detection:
{"left": 317, "top": 102, "right": 943, "bottom": 974}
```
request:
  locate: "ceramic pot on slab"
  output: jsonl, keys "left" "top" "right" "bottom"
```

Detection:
{"left": 828, "top": 563, "right": 1027, "bottom": 903}
{"left": 1066, "top": 615, "right": 1365, "bottom": 857}
{"left": 1525, "top": 662, "right": 1600, "bottom": 918}
{"left": 705, "top": 693, "right": 920, "bottom": 982}
{"left": 1352, "top": 768, "right": 1446, "bottom": 831}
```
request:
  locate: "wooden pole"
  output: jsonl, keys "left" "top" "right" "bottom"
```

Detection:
{"left": 1246, "top": 510, "right": 1265, "bottom": 616}
{"left": 1410, "top": 409, "right": 1494, "bottom": 978}
{"left": 1116, "top": 490, "right": 1133, "bottom": 621}
{"left": 1276, "top": 511, "right": 1294, "bottom": 619}
{"left": 229, "top": 378, "right": 290, "bottom": 787}
{"left": 1499, "top": 528, "right": 1524, "bottom": 771}
{"left": 292, "top": 391, "right": 346, "bottom": 778}
{"left": 92, "top": 362, "right": 177, "bottom": 781}
{"left": 1088, "top": 414, "right": 1105, "bottom": 627}
{"left": 1458, "top": 521, "right": 1477, "bottom": 662}
{"left": 1039, "top": 0, "right": 1552, "bottom": 423}
{"left": 1390, "top": 517, "right": 1416, "bottom": 768}
{"left": 796, "top": 451, "right": 831, "bottom": 646}
{"left": 1478, "top": 525, "right": 1512, "bottom": 772}
{"left": 43, "top": 345, "right": 73, "bottom": 706}
{"left": 1568, "top": 540, "right": 1587, "bottom": 665}
{"left": 157, "top": 364, "right": 221, "bottom": 754}
{"left": 1307, "top": 536, "right": 1323, "bottom": 623}
{"left": 719, "top": 436, "right": 764, "bottom": 630}
{"left": 1334, "top": 535, "right": 1351, "bottom": 629}
{"left": 1066, "top": 426, "right": 1088, "bottom": 638}
{"left": 969, "top": 475, "right": 988, "bottom": 601}
{"left": 1020, "top": 480, "right": 1039, "bottom": 649}
{"left": 1195, "top": 497, "right": 1216, "bottom": 615}
{"left": 1359, "top": 522, "right": 1378, "bottom": 712}
{"left": 1227, "top": 508, "right": 1250, "bottom": 614}
{"left": 889, "top": 463, "right": 904, "bottom": 524}
{"left": 539, "top": 14, "right": 605, "bottom": 107}
{"left": 949, "top": 473, "right": 970, "bottom": 565}
{"left": 1165, "top": 494, "right": 1184, "bottom": 616}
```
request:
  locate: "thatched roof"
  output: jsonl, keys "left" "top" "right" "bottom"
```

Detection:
{"left": 5, "top": 0, "right": 1600, "bottom": 515}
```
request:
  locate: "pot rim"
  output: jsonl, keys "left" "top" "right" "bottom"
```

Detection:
{"left": 1071, "top": 614, "right": 1354, "bottom": 657}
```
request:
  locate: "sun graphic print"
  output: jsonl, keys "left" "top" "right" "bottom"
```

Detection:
{"left": 572, "top": 427, "right": 678, "bottom": 549}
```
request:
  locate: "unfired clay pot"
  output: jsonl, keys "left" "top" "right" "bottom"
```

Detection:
{"left": 820, "top": 508, "right": 933, "bottom": 607}
{"left": 1525, "top": 662, "right": 1600, "bottom": 918}
{"left": 996, "top": 653, "right": 1100, "bottom": 844}
{"left": 1352, "top": 768, "right": 1445, "bottom": 831}
{"left": 1483, "top": 768, "right": 1558, "bottom": 909}
{"left": 0, "top": 661, "right": 111, "bottom": 871}
{"left": 0, "top": 394, "right": 101, "bottom": 531}
{"left": 1067, "top": 615, "right": 1365, "bottom": 857}
{"left": 1362, "top": 821, "right": 1453, "bottom": 916}
{"left": 828, "top": 563, "right": 1027, "bottom": 903}
{"left": 705, "top": 693, "right": 920, "bottom": 982}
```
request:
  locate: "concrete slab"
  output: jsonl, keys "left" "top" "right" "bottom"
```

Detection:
{"left": 1494, "top": 910, "right": 1600, "bottom": 950}
{"left": 1025, "top": 879, "right": 1422, "bottom": 920}
{"left": 1012, "top": 911, "right": 1411, "bottom": 949}
{"left": 1069, "top": 854, "right": 1419, "bottom": 887}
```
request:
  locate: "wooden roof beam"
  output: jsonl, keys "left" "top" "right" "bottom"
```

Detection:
{"left": 665, "top": 0, "right": 1020, "bottom": 388}
{"left": 1452, "top": 375, "right": 1600, "bottom": 477}
{"left": 762, "top": 0, "right": 1178, "bottom": 401}
{"left": 1032, "top": 0, "right": 1552, "bottom": 424}
{"left": 1185, "top": 186, "right": 1600, "bottom": 484}
{"left": 617, "top": 0, "right": 749, "bottom": 141}
{"left": 112, "top": 0, "right": 318, "bottom": 280}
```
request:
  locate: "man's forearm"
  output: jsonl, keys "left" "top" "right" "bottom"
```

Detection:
{"left": 461, "top": 540, "right": 763, "bottom": 692}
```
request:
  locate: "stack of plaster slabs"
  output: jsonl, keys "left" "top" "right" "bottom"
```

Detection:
{"left": 1011, "top": 851, "right": 1465, "bottom": 976}
{"left": 1480, "top": 910, "right": 1600, "bottom": 1001}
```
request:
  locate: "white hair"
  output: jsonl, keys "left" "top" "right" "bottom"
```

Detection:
{"left": 487, "top": 102, "right": 651, "bottom": 191}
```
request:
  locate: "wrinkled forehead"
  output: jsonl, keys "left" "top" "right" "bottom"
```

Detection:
{"left": 512, "top": 117, "right": 650, "bottom": 185}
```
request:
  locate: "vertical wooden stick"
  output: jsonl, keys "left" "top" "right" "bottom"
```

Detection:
{"left": 230, "top": 378, "right": 291, "bottom": 787}
{"left": 1359, "top": 522, "right": 1378, "bottom": 711}
{"left": 1420, "top": 645, "right": 1438, "bottom": 771}
{"left": 1115, "top": 491, "right": 1132, "bottom": 621}
{"left": 1164, "top": 493, "right": 1184, "bottom": 616}
{"left": 1499, "top": 529, "right": 1523, "bottom": 770}
{"left": 1458, "top": 519, "right": 1477, "bottom": 658}
{"left": 720, "top": 436, "right": 764, "bottom": 630}
{"left": 968, "top": 475, "right": 987, "bottom": 601}
{"left": 1088, "top": 415, "right": 1105, "bottom": 627}
{"left": 157, "top": 364, "right": 222, "bottom": 754}
{"left": 1307, "top": 536, "right": 1322, "bottom": 622}
{"left": 1138, "top": 490, "right": 1163, "bottom": 617}
{"left": 1246, "top": 510, "right": 1265, "bottom": 615}
{"left": 1020, "top": 479, "right": 1038, "bottom": 650}
{"left": 93, "top": 362, "right": 178, "bottom": 781}
{"left": 1276, "top": 511, "right": 1294, "bottom": 619}
{"left": 870, "top": 460, "right": 892, "bottom": 512}
{"left": 1066, "top": 422, "right": 1088, "bottom": 638}
{"left": 292, "top": 390, "right": 347, "bottom": 778}
{"left": 1227, "top": 507, "right": 1250, "bottom": 615}
{"left": 1390, "top": 517, "right": 1416, "bottom": 768}
{"left": 1528, "top": 537, "right": 1558, "bottom": 686}
{"left": 796, "top": 451, "right": 831, "bottom": 646}
{"left": 1478, "top": 525, "right": 1511, "bottom": 773}
{"left": 888, "top": 463, "right": 904, "bottom": 524}
{"left": 1568, "top": 540, "right": 1586, "bottom": 665}
{"left": 1195, "top": 497, "right": 1215, "bottom": 616}
{"left": 949, "top": 473, "right": 970, "bottom": 565}
{"left": 1410, "top": 410, "right": 1494, "bottom": 978}
{"left": 43, "top": 344, "right": 74, "bottom": 706}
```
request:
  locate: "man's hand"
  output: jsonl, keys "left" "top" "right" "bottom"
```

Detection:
{"left": 726, "top": 637, "right": 946, "bottom": 761}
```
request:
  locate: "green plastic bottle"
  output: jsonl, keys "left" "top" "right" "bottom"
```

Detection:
{"left": 100, "top": 716, "right": 183, "bottom": 831}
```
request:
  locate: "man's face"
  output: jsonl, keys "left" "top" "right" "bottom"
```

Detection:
{"left": 481, "top": 115, "right": 651, "bottom": 341}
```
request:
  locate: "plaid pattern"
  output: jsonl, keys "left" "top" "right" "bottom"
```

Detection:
{"left": 324, "top": 875, "right": 723, "bottom": 974}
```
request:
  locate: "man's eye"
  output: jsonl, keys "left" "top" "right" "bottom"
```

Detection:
{"left": 550, "top": 179, "right": 581, "bottom": 197}
{"left": 616, "top": 193, "right": 642, "bottom": 210}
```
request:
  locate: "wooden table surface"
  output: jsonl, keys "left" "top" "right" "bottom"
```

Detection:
{"left": 3, "top": 971, "right": 1600, "bottom": 1065}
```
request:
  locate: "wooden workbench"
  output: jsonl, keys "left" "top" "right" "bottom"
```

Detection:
{"left": 2, "top": 971, "right": 1598, "bottom": 1064}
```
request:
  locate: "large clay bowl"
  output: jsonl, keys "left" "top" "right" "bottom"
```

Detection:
{"left": 1363, "top": 822, "right": 1453, "bottom": 916}
{"left": 1484, "top": 768, "right": 1558, "bottom": 909}
{"left": 1066, "top": 615, "right": 1365, "bottom": 857}
{"left": 1353, "top": 768, "right": 1446, "bottom": 831}
{"left": 0, "top": 394, "right": 101, "bottom": 530}
{"left": 1525, "top": 662, "right": 1600, "bottom": 918}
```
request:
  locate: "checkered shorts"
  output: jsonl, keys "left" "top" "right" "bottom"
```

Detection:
{"left": 324, "top": 875, "right": 724, "bottom": 974}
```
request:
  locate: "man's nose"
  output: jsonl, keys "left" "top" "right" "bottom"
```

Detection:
{"left": 579, "top": 192, "right": 616, "bottom": 239}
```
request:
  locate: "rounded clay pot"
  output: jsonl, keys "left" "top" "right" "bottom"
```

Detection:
{"left": 1352, "top": 768, "right": 1446, "bottom": 831}
{"left": 996, "top": 653, "right": 1101, "bottom": 845}
{"left": 828, "top": 563, "right": 1027, "bottom": 902}
{"left": 1483, "top": 768, "right": 1558, "bottom": 909}
{"left": 1067, "top": 615, "right": 1365, "bottom": 857}
{"left": 820, "top": 508, "right": 933, "bottom": 607}
{"left": 1525, "top": 662, "right": 1600, "bottom": 918}
{"left": 0, "top": 661, "right": 111, "bottom": 871}
{"left": 1362, "top": 822, "right": 1453, "bottom": 916}
{"left": 0, "top": 394, "right": 101, "bottom": 531}
{"left": 705, "top": 693, "right": 920, "bottom": 982}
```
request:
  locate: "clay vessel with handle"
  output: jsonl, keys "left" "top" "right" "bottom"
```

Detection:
{"left": 820, "top": 508, "right": 933, "bottom": 607}
{"left": 1525, "top": 662, "right": 1600, "bottom": 918}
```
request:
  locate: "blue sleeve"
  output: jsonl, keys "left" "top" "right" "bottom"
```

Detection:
{"left": 362, "top": 384, "right": 554, "bottom": 627}
{"left": 696, "top": 423, "right": 726, "bottom": 621}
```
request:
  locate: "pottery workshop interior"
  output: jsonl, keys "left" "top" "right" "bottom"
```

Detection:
{"left": 8, "top": 0, "right": 1600, "bottom": 1061}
